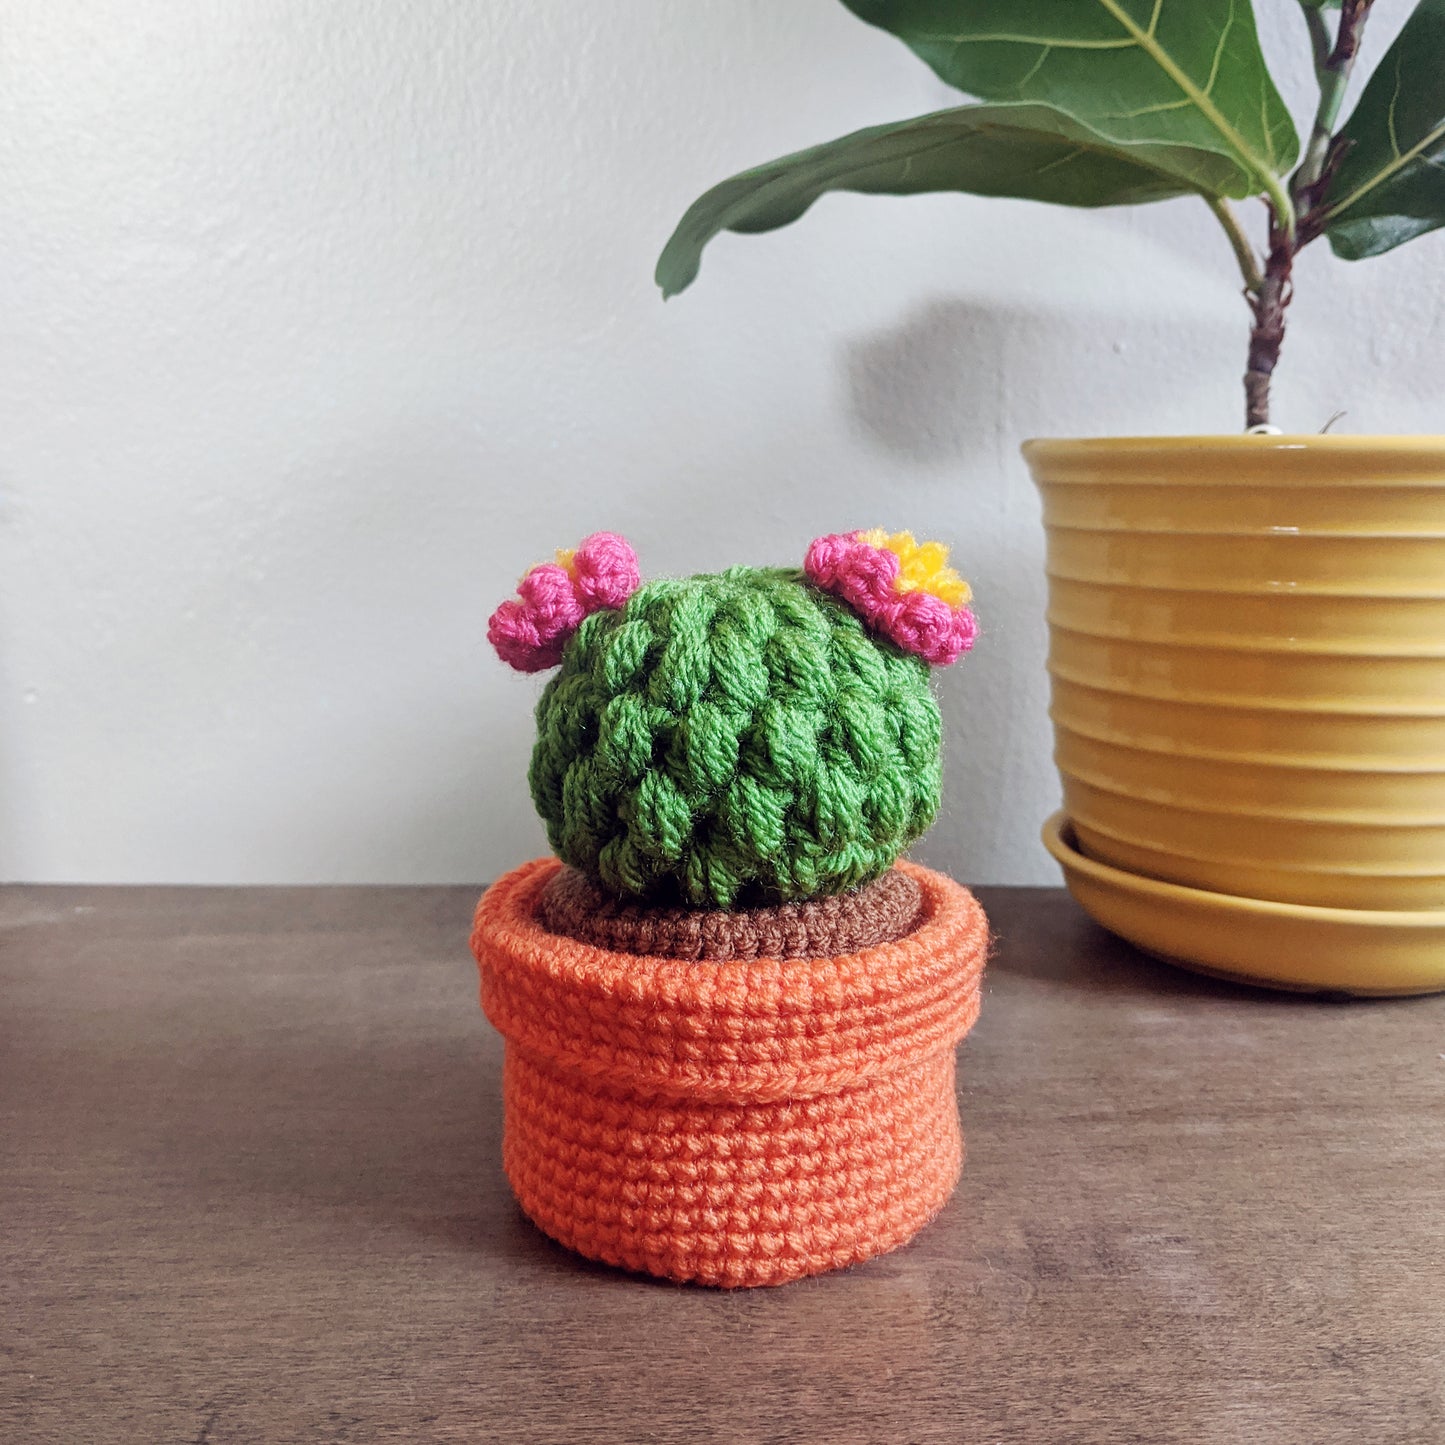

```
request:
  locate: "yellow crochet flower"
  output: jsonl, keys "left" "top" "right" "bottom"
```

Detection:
{"left": 858, "top": 530, "right": 972, "bottom": 608}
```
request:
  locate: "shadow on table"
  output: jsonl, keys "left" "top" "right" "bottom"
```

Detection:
{"left": 971, "top": 885, "right": 1362, "bottom": 1007}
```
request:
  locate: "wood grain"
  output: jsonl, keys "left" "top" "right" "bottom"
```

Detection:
{"left": 2, "top": 883, "right": 1442, "bottom": 1444}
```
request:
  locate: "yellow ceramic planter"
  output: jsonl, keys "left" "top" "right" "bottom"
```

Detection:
{"left": 1026, "top": 435, "right": 1445, "bottom": 990}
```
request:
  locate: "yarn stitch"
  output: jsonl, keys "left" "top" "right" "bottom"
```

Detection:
{"left": 528, "top": 566, "right": 944, "bottom": 907}
{"left": 470, "top": 856, "right": 989, "bottom": 1287}
{"left": 805, "top": 530, "right": 978, "bottom": 667}
{"left": 489, "top": 532, "right": 641, "bottom": 673}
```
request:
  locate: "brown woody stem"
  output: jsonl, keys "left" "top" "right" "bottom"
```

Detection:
{"left": 1244, "top": 219, "right": 1294, "bottom": 429}
{"left": 1241, "top": 0, "right": 1375, "bottom": 429}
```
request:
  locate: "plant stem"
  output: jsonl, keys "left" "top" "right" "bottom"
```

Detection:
{"left": 1304, "top": 5, "right": 1333, "bottom": 78}
{"left": 1293, "top": 0, "right": 1375, "bottom": 206}
{"left": 1244, "top": 216, "right": 1293, "bottom": 429}
{"left": 1242, "top": 0, "right": 1376, "bottom": 428}
{"left": 1207, "top": 196, "right": 1264, "bottom": 294}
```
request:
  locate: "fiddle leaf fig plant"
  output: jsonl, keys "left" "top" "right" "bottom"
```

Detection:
{"left": 657, "top": 0, "right": 1445, "bottom": 429}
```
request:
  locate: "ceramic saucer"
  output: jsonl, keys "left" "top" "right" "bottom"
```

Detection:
{"left": 1042, "top": 810, "right": 1445, "bottom": 996}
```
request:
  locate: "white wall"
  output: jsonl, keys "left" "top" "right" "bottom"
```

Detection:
{"left": 1, "top": 1, "right": 1438, "bottom": 885}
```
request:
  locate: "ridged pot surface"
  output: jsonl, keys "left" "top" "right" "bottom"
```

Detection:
{"left": 1026, "top": 436, "right": 1445, "bottom": 912}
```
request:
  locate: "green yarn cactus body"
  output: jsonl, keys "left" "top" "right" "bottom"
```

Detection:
{"left": 529, "top": 566, "right": 943, "bottom": 909}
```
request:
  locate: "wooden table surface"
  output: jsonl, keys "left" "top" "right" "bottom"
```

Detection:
{"left": 3, "top": 883, "right": 1443, "bottom": 1444}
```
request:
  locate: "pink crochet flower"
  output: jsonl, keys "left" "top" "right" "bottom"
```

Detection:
{"left": 489, "top": 532, "right": 641, "bottom": 672}
{"left": 805, "top": 530, "right": 977, "bottom": 667}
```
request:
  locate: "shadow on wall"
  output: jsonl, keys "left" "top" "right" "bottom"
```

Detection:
{"left": 841, "top": 292, "right": 1242, "bottom": 465}
{"left": 916, "top": 539, "right": 1058, "bottom": 888}
{"left": 837, "top": 297, "right": 1064, "bottom": 883}
{"left": 844, "top": 297, "right": 1014, "bottom": 467}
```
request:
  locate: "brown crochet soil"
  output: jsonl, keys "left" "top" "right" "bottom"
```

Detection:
{"left": 537, "top": 865, "right": 924, "bottom": 961}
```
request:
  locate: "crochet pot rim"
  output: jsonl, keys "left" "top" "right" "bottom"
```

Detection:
{"left": 471, "top": 856, "right": 990, "bottom": 1103}
{"left": 473, "top": 855, "right": 983, "bottom": 1002}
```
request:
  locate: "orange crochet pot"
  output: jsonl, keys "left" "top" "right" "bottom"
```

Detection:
{"left": 470, "top": 856, "right": 989, "bottom": 1288}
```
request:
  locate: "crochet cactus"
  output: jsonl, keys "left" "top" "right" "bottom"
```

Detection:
{"left": 489, "top": 531, "right": 977, "bottom": 908}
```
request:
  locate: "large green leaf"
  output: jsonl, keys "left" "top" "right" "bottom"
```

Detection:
{"left": 1325, "top": 0, "right": 1445, "bottom": 259}
{"left": 838, "top": 0, "right": 1298, "bottom": 198}
{"left": 657, "top": 101, "right": 1240, "bottom": 297}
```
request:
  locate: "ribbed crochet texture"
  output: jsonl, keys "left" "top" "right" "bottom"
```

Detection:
{"left": 529, "top": 566, "right": 943, "bottom": 909}
{"left": 538, "top": 865, "right": 923, "bottom": 960}
{"left": 471, "top": 856, "right": 989, "bottom": 1288}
